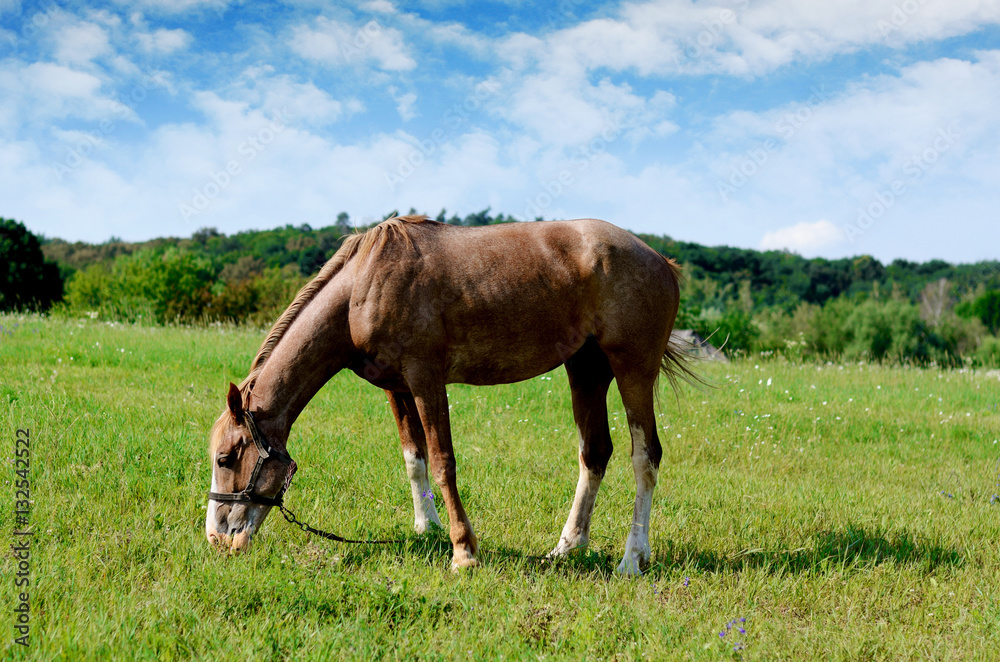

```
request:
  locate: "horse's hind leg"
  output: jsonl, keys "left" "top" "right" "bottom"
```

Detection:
{"left": 607, "top": 364, "right": 662, "bottom": 576}
{"left": 386, "top": 390, "right": 443, "bottom": 534}
{"left": 550, "top": 338, "right": 615, "bottom": 557}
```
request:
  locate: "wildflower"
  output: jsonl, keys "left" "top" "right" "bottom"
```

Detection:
{"left": 717, "top": 617, "right": 748, "bottom": 652}
{"left": 683, "top": 576, "right": 690, "bottom": 588}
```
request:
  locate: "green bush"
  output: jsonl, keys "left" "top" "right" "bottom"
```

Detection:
{"left": 742, "top": 296, "right": 988, "bottom": 366}
{"left": 63, "top": 248, "right": 214, "bottom": 323}
{"left": 956, "top": 290, "right": 1000, "bottom": 334}
{"left": 62, "top": 261, "right": 155, "bottom": 322}
{"left": 974, "top": 335, "right": 1000, "bottom": 368}
{"left": 207, "top": 264, "right": 307, "bottom": 326}
{"left": 841, "top": 300, "right": 936, "bottom": 363}
{"left": 803, "top": 297, "right": 854, "bottom": 358}
{"left": 691, "top": 308, "right": 759, "bottom": 355}
{"left": 933, "top": 314, "right": 986, "bottom": 365}
{"left": 62, "top": 248, "right": 309, "bottom": 326}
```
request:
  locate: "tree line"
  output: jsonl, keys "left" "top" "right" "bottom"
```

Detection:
{"left": 2, "top": 212, "right": 998, "bottom": 366}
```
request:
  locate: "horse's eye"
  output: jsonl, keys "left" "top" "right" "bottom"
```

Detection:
{"left": 217, "top": 453, "right": 233, "bottom": 468}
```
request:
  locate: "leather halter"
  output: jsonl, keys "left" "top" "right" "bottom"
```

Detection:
{"left": 206, "top": 409, "right": 399, "bottom": 545}
{"left": 207, "top": 410, "right": 296, "bottom": 507}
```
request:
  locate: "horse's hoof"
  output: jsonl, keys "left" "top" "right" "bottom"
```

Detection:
{"left": 615, "top": 548, "right": 650, "bottom": 576}
{"left": 548, "top": 537, "right": 589, "bottom": 558}
{"left": 450, "top": 549, "right": 479, "bottom": 572}
{"left": 414, "top": 520, "right": 444, "bottom": 535}
{"left": 615, "top": 557, "right": 642, "bottom": 576}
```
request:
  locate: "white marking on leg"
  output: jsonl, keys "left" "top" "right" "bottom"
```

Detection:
{"left": 404, "top": 449, "right": 442, "bottom": 533}
{"left": 617, "top": 425, "right": 657, "bottom": 576}
{"left": 550, "top": 437, "right": 603, "bottom": 557}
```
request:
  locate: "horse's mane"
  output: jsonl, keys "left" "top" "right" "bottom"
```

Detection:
{"left": 209, "top": 215, "right": 432, "bottom": 455}
{"left": 237, "top": 214, "right": 432, "bottom": 399}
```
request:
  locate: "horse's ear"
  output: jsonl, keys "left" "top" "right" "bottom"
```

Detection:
{"left": 227, "top": 383, "right": 244, "bottom": 424}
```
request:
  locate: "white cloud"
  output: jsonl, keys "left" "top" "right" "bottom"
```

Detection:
{"left": 362, "top": 0, "right": 397, "bottom": 13}
{"left": 704, "top": 52, "right": 1000, "bottom": 206}
{"left": 0, "top": 61, "right": 128, "bottom": 127}
{"left": 289, "top": 16, "right": 416, "bottom": 72}
{"left": 52, "top": 19, "right": 112, "bottom": 65}
{"left": 760, "top": 220, "right": 843, "bottom": 254}
{"left": 496, "top": 48, "right": 679, "bottom": 151}
{"left": 111, "top": 0, "right": 232, "bottom": 14}
{"left": 0, "top": 27, "right": 17, "bottom": 49}
{"left": 503, "top": 0, "right": 1000, "bottom": 80}
{"left": 225, "top": 67, "right": 350, "bottom": 127}
{"left": 135, "top": 27, "right": 191, "bottom": 54}
{"left": 393, "top": 90, "right": 418, "bottom": 121}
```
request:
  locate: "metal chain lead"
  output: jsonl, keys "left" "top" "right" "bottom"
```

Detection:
{"left": 276, "top": 502, "right": 400, "bottom": 545}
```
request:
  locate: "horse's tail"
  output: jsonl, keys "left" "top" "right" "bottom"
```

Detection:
{"left": 660, "top": 333, "right": 704, "bottom": 395}
{"left": 657, "top": 255, "right": 704, "bottom": 395}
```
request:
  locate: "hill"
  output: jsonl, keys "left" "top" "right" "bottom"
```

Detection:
{"left": 39, "top": 209, "right": 1000, "bottom": 313}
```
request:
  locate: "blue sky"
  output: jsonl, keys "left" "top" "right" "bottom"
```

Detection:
{"left": 1, "top": 0, "right": 999, "bottom": 263}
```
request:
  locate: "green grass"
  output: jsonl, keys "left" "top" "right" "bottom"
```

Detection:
{"left": 1, "top": 313, "right": 999, "bottom": 661}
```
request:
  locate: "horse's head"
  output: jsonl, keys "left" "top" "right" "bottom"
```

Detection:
{"left": 205, "top": 383, "right": 293, "bottom": 553}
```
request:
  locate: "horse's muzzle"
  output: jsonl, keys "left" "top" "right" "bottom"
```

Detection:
{"left": 207, "top": 529, "right": 253, "bottom": 554}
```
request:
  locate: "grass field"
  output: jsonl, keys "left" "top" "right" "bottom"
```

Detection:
{"left": 2, "top": 313, "right": 999, "bottom": 661}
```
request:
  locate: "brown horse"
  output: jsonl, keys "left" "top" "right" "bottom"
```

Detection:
{"left": 205, "top": 215, "right": 690, "bottom": 575}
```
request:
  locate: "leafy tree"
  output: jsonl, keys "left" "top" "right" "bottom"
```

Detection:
{"left": 0, "top": 218, "right": 63, "bottom": 311}
{"left": 192, "top": 227, "right": 221, "bottom": 245}
{"left": 218, "top": 256, "right": 265, "bottom": 284}
{"left": 463, "top": 207, "right": 492, "bottom": 226}
{"left": 957, "top": 290, "right": 1000, "bottom": 334}
{"left": 297, "top": 246, "right": 326, "bottom": 275}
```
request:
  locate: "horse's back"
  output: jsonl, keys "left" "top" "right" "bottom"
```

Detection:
{"left": 349, "top": 218, "right": 680, "bottom": 385}
{"left": 423, "top": 218, "right": 675, "bottom": 291}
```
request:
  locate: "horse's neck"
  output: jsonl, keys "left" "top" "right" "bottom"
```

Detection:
{"left": 249, "top": 293, "right": 353, "bottom": 439}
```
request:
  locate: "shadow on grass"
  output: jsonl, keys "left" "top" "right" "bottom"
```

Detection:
{"left": 331, "top": 526, "right": 616, "bottom": 576}
{"left": 651, "top": 525, "right": 964, "bottom": 578}
{"left": 299, "top": 524, "right": 964, "bottom": 580}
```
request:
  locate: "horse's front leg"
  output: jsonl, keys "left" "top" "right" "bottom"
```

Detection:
{"left": 386, "top": 390, "right": 442, "bottom": 533}
{"left": 407, "top": 377, "right": 479, "bottom": 570}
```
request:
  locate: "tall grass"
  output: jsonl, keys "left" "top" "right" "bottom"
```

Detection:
{"left": 1, "top": 314, "right": 999, "bottom": 660}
